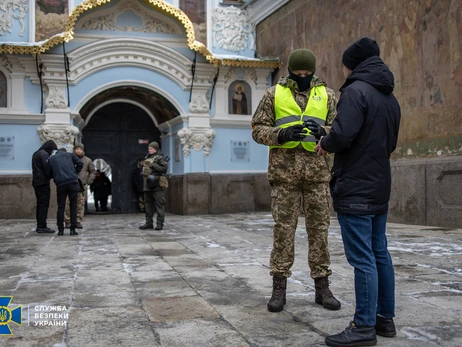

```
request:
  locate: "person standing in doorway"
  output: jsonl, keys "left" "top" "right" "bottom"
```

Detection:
{"left": 64, "top": 143, "right": 95, "bottom": 229}
{"left": 90, "top": 170, "right": 111, "bottom": 212}
{"left": 139, "top": 142, "right": 168, "bottom": 230}
{"left": 314, "top": 38, "right": 401, "bottom": 347}
{"left": 32, "top": 140, "right": 57, "bottom": 234}
{"left": 251, "top": 48, "right": 341, "bottom": 313}
{"left": 48, "top": 148, "right": 83, "bottom": 236}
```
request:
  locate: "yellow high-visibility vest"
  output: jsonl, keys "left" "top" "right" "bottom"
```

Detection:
{"left": 271, "top": 84, "right": 328, "bottom": 152}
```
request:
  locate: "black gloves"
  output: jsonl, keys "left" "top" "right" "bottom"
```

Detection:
{"left": 304, "top": 120, "right": 326, "bottom": 139}
{"left": 277, "top": 124, "right": 306, "bottom": 143}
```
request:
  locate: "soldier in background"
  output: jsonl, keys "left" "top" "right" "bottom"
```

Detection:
{"left": 64, "top": 143, "right": 95, "bottom": 229}
{"left": 139, "top": 142, "right": 168, "bottom": 231}
{"left": 251, "top": 49, "right": 341, "bottom": 313}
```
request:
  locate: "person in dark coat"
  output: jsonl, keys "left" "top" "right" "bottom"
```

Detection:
{"left": 313, "top": 38, "right": 401, "bottom": 347}
{"left": 32, "top": 140, "right": 57, "bottom": 233}
{"left": 90, "top": 170, "right": 111, "bottom": 212}
{"left": 48, "top": 148, "right": 83, "bottom": 236}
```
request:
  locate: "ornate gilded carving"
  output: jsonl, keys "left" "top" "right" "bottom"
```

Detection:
{"left": 0, "top": 0, "right": 28, "bottom": 37}
{"left": 212, "top": 6, "right": 255, "bottom": 52}
{"left": 178, "top": 127, "right": 215, "bottom": 157}
{"left": 46, "top": 86, "right": 68, "bottom": 109}
{"left": 0, "top": 0, "right": 280, "bottom": 69}
{"left": 37, "top": 124, "right": 80, "bottom": 150}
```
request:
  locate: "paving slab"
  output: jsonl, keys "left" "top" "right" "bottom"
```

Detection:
{"left": 0, "top": 213, "right": 461, "bottom": 346}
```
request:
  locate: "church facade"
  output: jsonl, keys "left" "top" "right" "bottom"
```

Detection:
{"left": 0, "top": 0, "right": 283, "bottom": 217}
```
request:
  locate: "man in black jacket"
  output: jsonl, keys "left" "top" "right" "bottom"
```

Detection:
{"left": 312, "top": 38, "right": 401, "bottom": 347}
{"left": 48, "top": 148, "right": 83, "bottom": 236}
{"left": 32, "top": 140, "right": 57, "bottom": 233}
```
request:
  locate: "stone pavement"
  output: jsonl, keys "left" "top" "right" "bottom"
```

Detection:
{"left": 0, "top": 213, "right": 461, "bottom": 347}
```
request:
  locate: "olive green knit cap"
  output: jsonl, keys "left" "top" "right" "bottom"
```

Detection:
{"left": 288, "top": 49, "right": 316, "bottom": 72}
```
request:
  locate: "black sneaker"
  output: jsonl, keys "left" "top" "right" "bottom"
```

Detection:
{"left": 58, "top": 230, "right": 64, "bottom": 236}
{"left": 70, "top": 229, "right": 79, "bottom": 236}
{"left": 36, "top": 227, "right": 55, "bottom": 234}
{"left": 325, "top": 321, "right": 377, "bottom": 347}
{"left": 375, "top": 316, "right": 396, "bottom": 337}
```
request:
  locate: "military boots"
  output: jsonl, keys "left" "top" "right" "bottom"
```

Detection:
{"left": 315, "top": 276, "right": 341, "bottom": 310}
{"left": 267, "top": 274, "right": 287, "bottom": 312}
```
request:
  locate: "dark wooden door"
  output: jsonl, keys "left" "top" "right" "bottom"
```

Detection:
{"left": 83, "top": 102, "right": 160, "bottom": 213}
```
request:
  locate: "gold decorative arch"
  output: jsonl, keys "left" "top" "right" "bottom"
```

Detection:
{"left": 0, "top": 0, "right": 279, "bottom": 68}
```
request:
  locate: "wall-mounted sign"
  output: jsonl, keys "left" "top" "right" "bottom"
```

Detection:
{"left": 138, "top": 139, "right": 149, "bottom": 144}
{"left": 0, "top": 136, "right": 14, "bottom": 160}
{"left": 230, "top": 140, "right": 250, "bottom": 162}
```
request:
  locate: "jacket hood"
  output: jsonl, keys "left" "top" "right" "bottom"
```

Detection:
{"left": 341, "top": 56, "right": 394, "bottom": 94}
{"left": 278, "top": 75, "right": 327, "bottom": 91}
{"left": 39, "top": 140, "right": 57, "bottom": 154}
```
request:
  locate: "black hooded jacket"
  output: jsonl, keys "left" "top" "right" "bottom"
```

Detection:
{"left": 320, "top": 56, "right": 401, "bottom": 215}
{"left": 32, "top": 140, "right": 57, "bottom": 186}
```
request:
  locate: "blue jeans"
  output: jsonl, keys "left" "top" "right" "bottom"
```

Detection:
{"left": 337, "top": 212, "right": 395, "bottom": 326}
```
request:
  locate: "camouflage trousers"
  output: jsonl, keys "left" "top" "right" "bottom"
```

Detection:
{"left": 65, "top": 186, "right": 86, "bottom": 223}
{"left": 270, "top": 181, "right": 332, "bottom": 279}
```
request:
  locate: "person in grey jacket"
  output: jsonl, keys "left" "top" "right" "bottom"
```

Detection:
{"left": 48, "top": 148, "right": 83, "bottom": 236}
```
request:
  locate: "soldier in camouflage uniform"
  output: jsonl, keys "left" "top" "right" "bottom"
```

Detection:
{"left": 64, "top": 143, "right": 95, "bottom": 229}
{"left": 139, "top": 142, "right": 168, "bottom": 230}
{"left": 252, "top": 49, "right": 341, "bottom": 312}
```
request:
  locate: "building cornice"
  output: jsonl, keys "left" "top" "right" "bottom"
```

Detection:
{"left": 0, "top": 113, "right": 45, "bottom": 124}
{"left": 247, "top": 0, "right": 290, "bottom": 25}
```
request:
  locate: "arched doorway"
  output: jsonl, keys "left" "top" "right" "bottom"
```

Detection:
{"left": 82, "top": 102, "right": 160, "bottom": 213}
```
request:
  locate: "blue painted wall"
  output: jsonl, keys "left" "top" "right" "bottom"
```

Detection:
{"left": 0, "top": 124, "right": 42, "bottom": 172}
{"left": 209, "top": 128, "right": 268, "bottom": 172}
{"left": 24, "top": 77, "right": 43, "bottom": 114}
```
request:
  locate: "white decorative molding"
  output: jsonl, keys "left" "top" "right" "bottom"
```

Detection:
{"left": 46, "top": 86, "right": 68, "bottom": 109}
{"left": 0, "top": 54, "right": 13, "bottom": 73}
{"left": 67, "top": 38, "right": 202, "bottom": 88}
{"left": 76, "top": 0, "right": 182, "bottom": 35}
{"left": 189, "top": 92, "right": 209, "bottom": 113}
{"left": 0, "top": 0, "right": 28, "bottom": 37}
{"left": 178, "top": 127, "right": 216, "bottom": 157}
{"left": 248, "top": 68, "right": 258, "bottom": 85}
{"left": 247, "top": 0, "right": 290, "bottom": 25}
{"left": 37, "top": 124, "right": 80, "bottom": 150}
{"left": 223, "top": 67, "right": 258, "bottom": 85}
{"left": 212, "top": 6, "right": 255, "bottom": 52}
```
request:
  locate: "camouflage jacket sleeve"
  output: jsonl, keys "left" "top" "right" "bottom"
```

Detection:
{"left": 251, "top": 87, "right": 280, "bottom": 147}
{"left": 322, "top": 87, "right": 338, "bottom": 133}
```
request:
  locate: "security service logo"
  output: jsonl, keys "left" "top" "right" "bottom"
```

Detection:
{"left": 0, "top": 297, "right": 22, "bottom": 335}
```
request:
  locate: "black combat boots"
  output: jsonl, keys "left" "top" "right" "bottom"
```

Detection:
{"left": 70, "top": 229, "right": 78, "bottom": 236}
{"left": 139, "top": 224, "right": 154, "bottom": 230}
{"left": 315, "top": 276, "right": 341, "bottom": 310}
{"left": 267, "top": 274, "right": 287, "bottom": 312}
{"left": 325, "top": 321, "right": 377, "bottom": 347}
{"left": 375, "top": 315, "right": 396, "bottom": 337}
{"left": 155, "top": 223, "right": 163, "bottom": 230}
